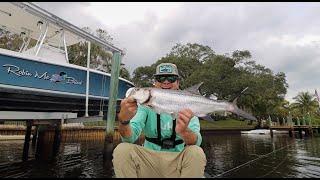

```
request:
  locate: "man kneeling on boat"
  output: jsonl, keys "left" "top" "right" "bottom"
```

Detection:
{"left": 112, "top": 63, "right": 207, "bottom": 178}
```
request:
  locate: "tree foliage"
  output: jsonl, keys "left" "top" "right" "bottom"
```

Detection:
{"left": 0, "top": 29, "right": 25, "bottom": 51}
{"left": 290, "top": 91, "right": 318, "bottom": 116}
{"left": 68, "top": 27, "right": 130, "bottom": 79}
{"left": 132, "top": 42, "right": 289, "bottom": 120}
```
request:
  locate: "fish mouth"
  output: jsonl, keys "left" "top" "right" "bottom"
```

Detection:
{"left": 125, "top": 87, "right": 136, "bottom": 98}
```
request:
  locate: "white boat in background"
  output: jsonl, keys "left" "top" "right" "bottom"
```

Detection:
{"left": 241, "top": 129, "right": 270, "bottom": 135}
{"left": 0, "top": 2, "right": 134, "bottom": 117}
{"left": 241, "top": 129, "right": 288, "bottom": 135}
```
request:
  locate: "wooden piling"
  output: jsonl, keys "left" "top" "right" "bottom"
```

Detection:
{"left": 309, "top": 127, "right": 313, "bottom": 137}
{"left": 52, "top": 120, "right": 62, "bottom": 156}
{"left": 35, "top": 125, "right": 48, "bottom": 160}
{"left": 22, "top": 120, "right": 32, "bottom": 161}
{"left": 32, "top": 125, "right": 38, "bottom": 147}
{"left": 298, "top": 129, "right": 303, "bottom": 138}
{"left": 289, "top": 128, "right": 293, "bottom": 137}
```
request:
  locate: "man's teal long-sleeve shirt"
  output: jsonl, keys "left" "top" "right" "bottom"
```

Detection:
{"left": 121, "top": 105, "right": 202, "bottom": 152}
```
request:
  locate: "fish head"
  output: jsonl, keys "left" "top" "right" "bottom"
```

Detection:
{"left": 126, "top": 87, "right": 151, "bottom": 104}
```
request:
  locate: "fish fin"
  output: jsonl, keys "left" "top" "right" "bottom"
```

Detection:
{"left": 199, "top": 114, "right": 214, "bottom": 121}
{"left": 232, "top": 97, "right": 239, "bottom": 105}
{"left": 240, "top": 86, "right": 249, "bottom": 94}
{"left": 228, "top": 103, "right": 257, "bottom": 121}
{"left": 231, "top": 86, "right": 249, "bottom": 102}
{"left": 228, "top": 87, "right": 256, "bottom": 121}
{"left": 183, "top": 82, "right": 204, "bottom": 95}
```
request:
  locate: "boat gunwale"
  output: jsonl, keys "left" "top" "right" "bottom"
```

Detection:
{"left": 0, "top": 83, "right": 114, "bottom": 100}
{"left": 0, "top": 48, "right": 134, "bottom": 86}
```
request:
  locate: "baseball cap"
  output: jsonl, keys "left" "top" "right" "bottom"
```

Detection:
{"left": 154, "top": 63, "right": 179, "bottom": 76}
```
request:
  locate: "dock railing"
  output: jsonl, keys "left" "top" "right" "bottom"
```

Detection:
{"left": 268, "top": 114, "right": 319, "bottom": 138}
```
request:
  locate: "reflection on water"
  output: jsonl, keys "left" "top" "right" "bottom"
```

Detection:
{"left": 0, "top": 139, "right": 113, "bottom": 178}
{"left": 0, "top": 134, "right": 320, "bottom": 178}
{"left": 202, "top": 133, "right": 320, "bottom": 178}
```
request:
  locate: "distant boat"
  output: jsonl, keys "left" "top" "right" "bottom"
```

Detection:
{"left": 0, "top": 2, "right": 134, "bottom": 117}
{"left": 241, "top": 129, "right": 288, "bottom": 135}
{"left": 241, "top": 129, "right": 271, "bottom": 135}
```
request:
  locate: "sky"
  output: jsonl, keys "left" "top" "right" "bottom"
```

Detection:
{"left": 33, "top": 2, "right": 320, "bottom": 102}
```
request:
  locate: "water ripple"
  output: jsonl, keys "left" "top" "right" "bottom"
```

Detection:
{"left": 1, "top": 135, "right": 320, "bottom": 177}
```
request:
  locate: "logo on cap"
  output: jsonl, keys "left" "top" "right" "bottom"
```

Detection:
{"left": 159, "top": 65, "right": 173, "bottom": 73}
{"left": 154, "top": 63, "right": 179, "bottom": 76}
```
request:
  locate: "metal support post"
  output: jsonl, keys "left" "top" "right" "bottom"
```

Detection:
{"left": 85, "top": 41, "right": 91, "bottom": 117}
{"left": 104, "top": 52, "right": 121, "bottom": 161}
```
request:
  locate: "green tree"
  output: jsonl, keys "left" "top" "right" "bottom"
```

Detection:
{"left": 168, "top": 43, "right": 215, "bottom": 63}
{"left": 132, "top": 43, "right": 208, "bottom": 88}
{"left": 291, "top": 91, "right": 318, "bottom": 116}
{"left": 132, "top": 65, "right": 156, "bottom": 87}
{"left": 131, "top": 42, "right": 289, "bottom": 121}
{"left": 68, "top": 27, "right": 130, "bottom": 79}
{"left": 274, "top": 99, "right": 290, "bottom": 119}
{"left": 0, "top": 28, "right": 24, "bottom": 51}
{"left": 95, "top": 28, "right": 113, "bottom": 43}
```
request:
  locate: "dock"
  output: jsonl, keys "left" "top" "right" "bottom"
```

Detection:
{"left": 269, "top": 125, "right": 320, "bottom": 138}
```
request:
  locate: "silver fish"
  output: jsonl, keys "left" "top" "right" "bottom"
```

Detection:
{"left": 126, "top": 83, "right": 257, "bottom": 121}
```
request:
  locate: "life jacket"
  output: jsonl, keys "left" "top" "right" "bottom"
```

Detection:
{"left": 145, "top": 113, "right": 184, "bottom": 149}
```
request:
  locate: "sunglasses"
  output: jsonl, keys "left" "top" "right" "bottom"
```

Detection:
{"left": 155, "top": 76, "right": 178, "bottom": 83}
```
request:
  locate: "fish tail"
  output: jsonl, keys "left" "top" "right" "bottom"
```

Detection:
{"left": 227, "top": 98, "right": 257, "bottom": 121}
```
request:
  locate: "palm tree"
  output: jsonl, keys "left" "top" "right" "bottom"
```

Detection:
{"left": 273, "top": 99, "right": 290, "bottom": 120}
{"left": 291, "top": 91, "right": 318, "bottom": 116}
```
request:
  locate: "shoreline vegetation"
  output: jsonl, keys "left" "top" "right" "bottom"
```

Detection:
{"left": 1, "top": 118, "right": 320, "bottom": 141}
{"left": 0, "top": 119, "right": 256, "bottom": 142}
{"left": 0, "top": 119, "right": 258, "bottom": 130}
{"left": 199, "top": 119, "right": 257, "bottom": 129}
{"left": 2, "top": 116, "right": 320, "bottom": 131}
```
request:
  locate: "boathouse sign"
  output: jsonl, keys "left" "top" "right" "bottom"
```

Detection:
{"left": 2, "top": 64, "right": 83, "bottom": 85}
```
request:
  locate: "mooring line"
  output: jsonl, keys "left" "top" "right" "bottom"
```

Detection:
{"left": 212, "top": 140, "right": 295, "bottom": 178}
